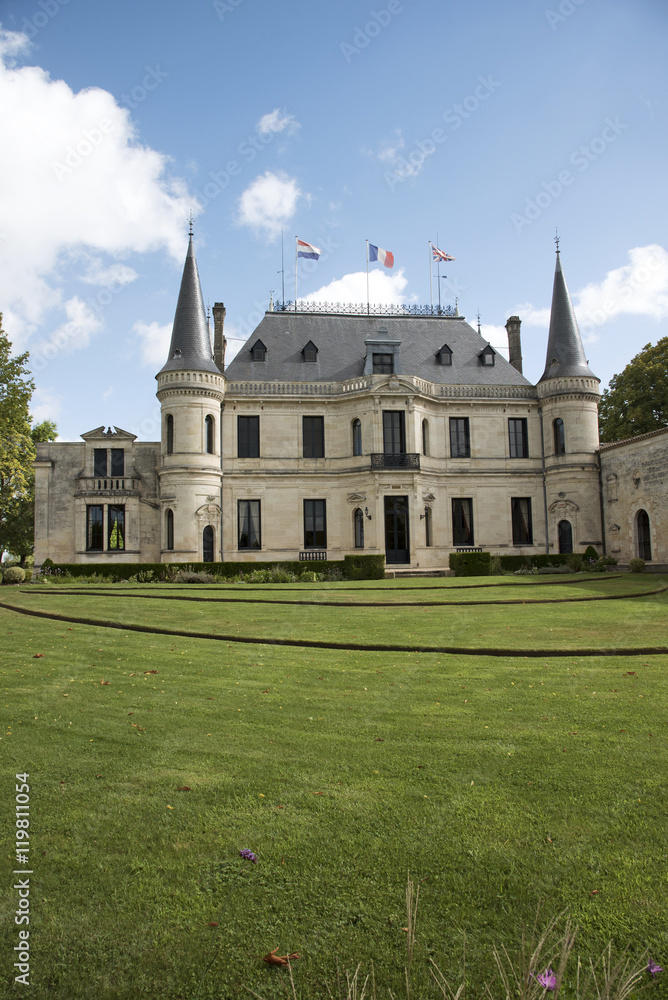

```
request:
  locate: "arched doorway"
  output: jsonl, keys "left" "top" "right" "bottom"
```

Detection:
{"left": 202, "top": 525, "right": 214, "bottom": 562}
{"left": 636, "top": 509, "right": 651, "bottom": 560}
{"left": 354, "top": 508, "right": 364, "bottom": 548}
{"left": 558, "top": 519, "right": 572, "bottom": 554}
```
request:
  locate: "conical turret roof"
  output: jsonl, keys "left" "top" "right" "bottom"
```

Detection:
{"left": 157, "top": 235, "right": 219, "bottom": 376}
{"left": 540, "top": 251, "right": 597, "bottom": 382}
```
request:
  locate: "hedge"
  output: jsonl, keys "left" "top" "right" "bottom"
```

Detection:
{"left": 449, "top": 552, "right": 492, "bottom": 577}
{"left": 498, "top": 554, "right": 582, "bottom": 572}
{"left": 38, "top": 554, "right": 386, "bottom": 582}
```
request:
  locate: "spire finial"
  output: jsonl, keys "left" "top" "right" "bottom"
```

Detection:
{"left": 188, "top": 211, "right": 194, "bottom": 239}
{"left": 477, "top": 307, "right": 481, "bottom": 335}
{"left": 554, "top": 228, "right": 560, "bottom": 254}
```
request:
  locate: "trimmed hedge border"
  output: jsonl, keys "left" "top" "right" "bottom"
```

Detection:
{"left": 38, "top": 554, "right": 386, "bottom": 582}
{"left": 449, "top": 552, "right": 492, "bottom": 577}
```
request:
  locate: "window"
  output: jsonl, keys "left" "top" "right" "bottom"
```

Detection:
{"left": 166, "top": 509, "right": 174, "bottom": 551}
{"left": 511, "top": 498, "right": 533, "bottom": 545}
{"left": 238, "top": 500, "right": 261, "bottom": 549}
{"left": 450, "top": 417, "right": 470, "bottom": 458}
{"left": 452, "top": 498, "right": 474, "bottom": 546}
{"left": 303, "top": 416, "right": 325, "bottom": 458}
{"left": 422, "top": 419, "right": 429, "bottom": 456}
{"left": 558, "top": 519, "right": 572, "bottom": 554}
{"left": 238, "top": 415, "right": 260, "bottom": 458}
{"left": 203, "top": 525, "right": 214, "bottom": 562}
{"left": 251, "top": 339, "right": 266, "bottom": 362}
{"left": 110, "top": 449, "right": 124, "bottom": 476}
{"left": 480, "top": 346, "right": 495, "bottom": 366}
{"left": 352, "top": 419, "right": 362, "bottom": 456}
{"left": 94, "top": 449, "right": 107, "bottom": 477}
{"left": 383, "top": 411, "right": 405, "bottom": 454}
{"left": 437, "top": 344, "right": 452, "bottom": 366}
{"left": 205, "top": 415, "right": 215, "bottom": 454}
{"left": 424, "top": 507, "right": 432, "bottom": 547}
{"left": 166, "top": 414, "right": 174, "bottom": 455}
{"left": 354, "top": 508, "right": 364, "bottom": 548}
{"left": 637, "top": 509, "right": 651, "bottom": 560}
{"left": 87, "top": 505, "right": 104, "bottom": 551}
{"left": 508, "top": 418, "right": 529, "bottom": 458}
{"left": 553, "top": 418, "right": 565, "bottom": 456}
{"left": 108, "top": 506, "right": 125, "bottom": 550}
{"left": 373, "top": 353, "right": 393, "bottom": 374}
{"left": 304, "top": 499, "right": 326, "bottom": 548}
{"left": 302, "top": 340, "right": 318, "bottom": 362}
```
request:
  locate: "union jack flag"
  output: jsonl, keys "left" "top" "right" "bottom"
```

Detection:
{"left": 432, "top": 245, "right": 455, "bottom": 262}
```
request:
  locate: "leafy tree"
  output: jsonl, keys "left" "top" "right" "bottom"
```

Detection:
{"left": 0, "top": 315, "right": 57, "bottom": 564}
{"left": 598, "top": 337, "right": 668, "bottom": 442}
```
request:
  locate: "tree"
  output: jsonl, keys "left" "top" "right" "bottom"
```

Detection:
{"left": 598, "top": 337, "right": 668, "bottom": 443}
{"left": 0, "top": 315, "right": 57, "bottom": 564}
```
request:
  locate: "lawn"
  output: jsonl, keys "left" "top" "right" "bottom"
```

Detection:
{"left": 1, "top": 575, "right": 667, "bottom": 999}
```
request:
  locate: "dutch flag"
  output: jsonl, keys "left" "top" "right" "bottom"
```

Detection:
{"left": 369, "top": 244, "right": 394, "bottom": 269}
{"left": 297, "top": 239, "right": 321, "bottom": 260}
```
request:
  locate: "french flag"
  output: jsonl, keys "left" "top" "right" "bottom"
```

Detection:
{"left": 369, "top": 244, "right": 394, "bottom": 268}
{"left": 297, "top": 239, "right": 321, "bottom": 260}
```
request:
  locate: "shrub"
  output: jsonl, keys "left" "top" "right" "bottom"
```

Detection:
{"left": 629, "top": 557, "right": 646, "bottom": 573}
{"left": 3, "top": 566, "right": 26, "bottom": 584}
{"left": 343, "top": 554, "right": 385, "bottom": 580}
{"left": 567, "top": 554, "right": 584, "bottom": 572}
{"left": 583, "top": 545, "right": 599, "bottom": 560}
{"left": 449, "top": 551, "right": 491, "bottom": 577}
{"left": 489, "top": 555, "right": 503, "bottom": 576}
{"left": 537, "top": 564, "right": 574, "bottom": 574}
{"left": 173, "top": 570, "right": 217, "bottom": 584}
{"left": 300, "top": 570, "right": 318, "bottom": 583}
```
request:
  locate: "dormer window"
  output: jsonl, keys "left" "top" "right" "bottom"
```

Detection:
{"left": 437, "top": 344, "right": 453, "bottom": 366}
{"left": 479, "top": 345, "right": 495, "bottom": 366}
{"left": 373, "top": 353, "right": 393, "bottom": 374}
{"left": 302, "top": 340, "right": 318, "bottom": 362}
{"left": 251, "top": 339, "right": 266, "bottom": 362}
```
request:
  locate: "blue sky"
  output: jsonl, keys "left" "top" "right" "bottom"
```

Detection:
{"left": 0, "top": 0, "right": 666, "bottom": 440}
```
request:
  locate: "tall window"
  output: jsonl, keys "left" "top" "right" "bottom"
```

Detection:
{"left": 203, "top": 525, "right": 214, "bottom": 562}
{"left": 637, "top": 509, "right": 651, "bottom": 560}
{"left": 354, "top": 507, "right": 364, "bottom": 548}
{"left": 166, "top": 414, "right": 174, "bottom": 455}
{"left": 352, "top": 419, "right": 362, "bottom": 456}
{"left": 450, "top": 417, "right": 470, "bottom": 458}
{"left": 205, "top": 415, "right": 215, "bottom": 454}
{"left": 558, "top": 519, "right": 572, "bottom": 554}
{"left": 553, "top": 418, "right": 565, "bottom": 455}
{"left": 238, "top": 416, "right": 260, "bottom": 458}
{"left": 94, "top": 449, "right": 107, "bottom": 477}
{"left": 303, "top": 416, "right": 325, "bottom": 458}
{"left": 511, "top": 498, "right": 533, "bottom": 545}
{"left": 452, "top": 498, "right": 474, "bottom": 546}
{"left": 424, "top": 507, "right": 432, "bottom": 547}
{"left": 508, "top": 418, "right": 529, "bottom": 458}
{"left": 422, "top": 419, "right": 429, "bottom": 456}
{"left": 383, "top": 411, "right": 405, "bottom": 454}
{"left": 87, "top": 505, "right": 104, "bottom": 551}
{"left": 238, "top": 500, "right": 261, "bottom": 549}
{"left": 304, "top": 499, "right": 327, "bottom": 548}
{"left": 373, "top": 353, "right": 393, "bottom": 374}
{"left": 108, "top": 506, "right": 125, "bottom": 550}
{"left": 166, "top": 509, "right": 174, "bottom": 551}
{"left": 110, "top": 449, "right": 124, "bottom": 476}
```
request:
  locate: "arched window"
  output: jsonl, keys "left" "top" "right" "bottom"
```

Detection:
{"left": 637, "top": 509, "right": 651, "bottom": 560}
{"left": 166, "top": 414, "right": 174, "bottom": 455}
{"left": 205, "top": 414, "right": 214, "bottom": 454}
{"left": 424, "top": 506, "right": 432, "bottom": 547}
{"left": 166, "top": 509, "right": 174, "bottom": 551}
{"left": 354, "top": 508, "right": 364, "bottom": 549}
{"left": 558, "top": 519, "right": 572, "bottom": 554}
{"left": 352, "top": 419, "right": 362, "bottom": 456}
{"left": 203, "top": 525, "right": 214, "bottom": 562}
{"left": 553, "top": 418, "right": 565, "bottom": 455}
{"left": 422, "top": 419, "right": 429, "bottom": 456}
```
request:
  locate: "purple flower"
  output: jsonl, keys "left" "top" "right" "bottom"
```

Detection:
{"left": 239, "top": 848, "right": 258, "bottom": 864}
{"left": 647, "top": 959, "right": 663, "bottom": 978}
{"left": 531, "top": 967, "right": 557, "bottom": 991}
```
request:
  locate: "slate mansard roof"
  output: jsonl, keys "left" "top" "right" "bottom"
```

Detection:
{"left": 224, "top": 312, "right": 533, "bottom": 388}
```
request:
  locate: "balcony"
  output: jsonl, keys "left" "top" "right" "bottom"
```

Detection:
{"left": 370, "top": 453, "right": 420, "bottom": 470}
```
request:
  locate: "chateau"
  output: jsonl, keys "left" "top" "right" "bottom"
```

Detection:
{"left": 34, "top": 237, "right": 666, "bottom": 571}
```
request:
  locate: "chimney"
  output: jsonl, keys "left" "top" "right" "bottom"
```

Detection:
{"left": 505, "top": 315, "right": 523, "bottom": 374}
{"left": 212, "top": 302, "right": 226, "bottom": 372}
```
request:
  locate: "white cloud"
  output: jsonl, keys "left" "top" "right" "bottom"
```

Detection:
{"left": 0, "top": 30, "right": 198, "bottom": 348}
{"left": 80, "top": 260, "right": 138, "bottom": 287}
{"left": 377, "top": 129, "right": 405, "bottom": 164}
{"left": 236, "top": 171, "right": 301, "bottom": 240}
{"left": 575, "top": 244, "right": 668, "bottom": 340}
{"left": 133, "top": 320, "right": 172, "bottom": 367}
{"left": 30, "top": 386, "right": 62, "bottom": 427}
{"left": 256, "top": 109, "right": 300, "bottom": 136}
{"left": 303, "top": 268, "right": 412, "bottom": 306}
{"left": 365, "top": 128, "right": 434, "bottom": 179}
{"left": 32, "top": 297, "right": 101, "bottom": 366}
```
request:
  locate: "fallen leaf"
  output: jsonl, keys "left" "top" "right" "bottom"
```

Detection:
{"left": 263, "top": 947, "right": 300, "bottom": 967}
{"left": 177, "top": 787, "right": 191, "bottom": 792}
{"left": 144, "top": 669, "right": 159, "bottom": 675}
{"left": 33, "top": 653, "right": 45, "bottom": 658}
{"left": 100, "top": 680, "right": 110, "bottom": 685}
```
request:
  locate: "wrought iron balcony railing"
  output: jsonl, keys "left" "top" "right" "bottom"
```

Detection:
{"left": 370, "top": 453, "right": 420, "bottom": 470}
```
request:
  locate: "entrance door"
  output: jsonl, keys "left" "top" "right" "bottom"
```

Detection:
{"left": 384, "top": 495, "right": 410, "bottom": 564}
{"left": 202, "top": 525, "right": 214, "bottom": 562}
{"left": 558, "top": 519, "right": 573, "bottom": 554}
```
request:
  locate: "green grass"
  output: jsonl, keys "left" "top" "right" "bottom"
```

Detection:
{"left": 1, "top": 576, "right": 667, "bottom": 999}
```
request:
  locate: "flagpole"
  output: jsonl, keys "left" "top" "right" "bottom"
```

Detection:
{"left": 436, "top": 231, "right": 441, "bottom": 314}
{"left": 281, "top": 227, "right": 285, "bottom": 306}
{"left": 429, "top": 241, "right": 433, "bottom": 312}
{"left": 366, "top": 239, "right": 370, "bottom": 315}
{"left": 294, "top": 237, "right": 298, "bottom": 312}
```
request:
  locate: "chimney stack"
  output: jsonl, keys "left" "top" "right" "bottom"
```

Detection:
{"left": 212, "top": 302, "right": 227, "bottom": 373}
{"left": 505, "top": 315, "right": 523, "bottom": 374}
